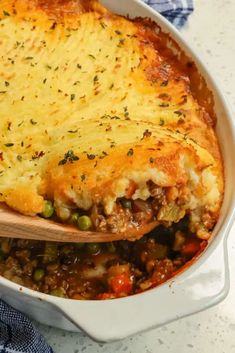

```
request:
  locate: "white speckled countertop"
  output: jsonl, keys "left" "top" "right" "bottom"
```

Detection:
{"left": 35, "top": 0, "right": 235, "bottom": 351}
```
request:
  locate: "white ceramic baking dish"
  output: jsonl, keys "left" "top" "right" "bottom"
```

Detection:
{"left": 0, "top": 0, "right": 235, "bottom": 342}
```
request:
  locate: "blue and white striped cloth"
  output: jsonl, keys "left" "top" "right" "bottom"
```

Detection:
{"left": 144, "top": 0, "right": 193, "bottom": 28}
{"left": 0, "top": 1, "right": 193, "bottom": 352}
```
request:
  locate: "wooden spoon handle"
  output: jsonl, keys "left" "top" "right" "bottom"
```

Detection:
{"left": 0, "top": 204, "right": 158, "bottom": 243}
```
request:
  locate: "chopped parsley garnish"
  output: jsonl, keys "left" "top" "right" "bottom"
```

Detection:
{"left": 89, "top": 54, "right": 96, "bottom": 60}
{"left": 87, "top": 154, "right": 96, "bottom": 160}
{"left": 32, "top": 151, "right": 45, "bottom": 160}
{"left": 149, "top": 157, "right": 154, "bottom": 164}
{"left": 30, "top": 119, "right": 37, "bottom": 125}
{"left": 118, "top": 39, "right": 125, "bottom": 47}
{"left": 124, "top": 106, "right": 130, "bottom": 119}
{"left": 17, "top": 155, "right": 22, "bottom": 162}
{"left": 174, "top": 110, "right": 186, "bottom": 117}
{"left": 93, "top": 75, "right": 99, "bottom": 84}
{"left": 4, "top": 81, "right": 9, "bottom": 87}
{"left": 68, "top": 129, "right": 78, "bottom": 133}
{"left": 81, "top": 174, "right": 86, "bottom": 181}
{"left": 100, "top": 22, "right": 107, "bottom": 29}
{"left": 77, "top": 64, "right": 82, "bottom": 69}
{"left": 70, "top": 94, "right": 76, "bottom": 101}
{"left": 159, "top": 102, "right": 169, "bottom": 107}
{"left": 3, "top": 10, "right": 10, "bottom": 16}
{"left": 159, "top": 118, "right": 165, "bottom": 126}
{"left": 58, "top": 150, "right": 79, "bottom": 166}
{"left": 115, "top": 30, "right": 122, "bottom": 35}
{"left": 127, "top": 148, "right": 134, "bottom": 157}
{"left": 4, "top": 143, "right": 14, "bottom": 147}
{"left": 143, "top": 129, "right": 152, "bottom": 138}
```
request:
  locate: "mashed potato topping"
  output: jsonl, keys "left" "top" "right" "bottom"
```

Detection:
{"left": 0, "top": 0, "right": 223, "bottom": 239}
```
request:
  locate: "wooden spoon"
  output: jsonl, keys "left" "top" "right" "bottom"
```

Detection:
{"left": 0, "top": 204, "right": 158, "bottom": 243}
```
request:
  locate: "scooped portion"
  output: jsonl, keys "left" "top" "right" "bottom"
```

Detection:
{"left": 0, "top": 0, "right": 223, "bottom": 241}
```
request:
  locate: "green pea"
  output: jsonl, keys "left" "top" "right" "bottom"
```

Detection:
{"left": 120, "top": 198, "right": 132, "bottom": 209}
{"left": 77, "top": 215, "right": 92, "bottom": 231}
{"left": 41, "top": 200, "right": 54, "bottom": 218}
{"left": 106, "top": 242, "right": 116, "bottom": 253}
{"left": 33, "top": 268, "right": 45, "bottom": 282}
{"left": 86, "top": 243, "right": 101, "bottom": 254}
{"left": 70, "top": 212, "right": 80, "bottom": 224}
{"left": 74, "top": 242, "right": 85, "bottom": 249}
{"left": 50, "top": 288, "right": 65, "bottom": 298}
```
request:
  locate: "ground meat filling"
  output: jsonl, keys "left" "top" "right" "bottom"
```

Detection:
{"left": 0, "top": 217, "right": 207, "bottom": 300}
{"left": 91, "top": 184, "right": 167, "bottom": 234}
{"left": 40, "top": 181, "right": 214, "bottom": 240}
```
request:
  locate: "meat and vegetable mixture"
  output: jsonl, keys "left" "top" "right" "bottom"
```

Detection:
{"left": 0, "top": 217, "right": 206, "bottom": 300}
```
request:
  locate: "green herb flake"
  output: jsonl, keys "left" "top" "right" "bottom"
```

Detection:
{"left": 149, "top": 157, "right": 154, "bottom": 164}
{"left": 143, "top": 129, "right": 152, "bottom": 138}
{"left": 87, "top": 154, "right": 96, "bottom": 160}
{"left": 93, "top": 75, "right": 99, "bottom": 84}
{"left": 58, "top": 150, "right": 79, "bottom": 166}
{"left": 30, "top": 119, "right": 37, "bottom": 125}
{"left": 4, "top": 81, "right": 9, "bottom": 87}
{"left": 127, "top": 148, "right": 134, "bottom": 157}
{"left": 159, "top": 102, "right": 169, "bottom": 108}
{"left": 100, "top": 21, "right": 107, "bottom": 29}
{"left": 4, "top": 143, "right": 14, "bottom": 147}
{"left": 124, "top": 106, "right": 130, "bottom": 119}
{"left": 115, "top": 30, "right": 122, "bottom": 35}
{"left": 17, "top": 155, "right": 22, "bottom": 162}
{"left": 174, "top": 110, "right": 183, "bottom": 116}
{"left": 118, "top": 39, "right": 125, "bottom": 47}
{"left": 89, "top": 54, "right": 96, "bottom": 60}
{"left": 3, "top": 10, "right": 10, "bottom": 16}
{"left": 68, "top": 129, "right": 78, "bottom": 133}
{"left": 159, "top": 118, "right": 165, "bottom": 126}
{"left": 81, "top": 174, "right": 86, "bottom": 181}
{"left": 70, "top": 94, "right": 76, "bottom": 101}
{"left": 25, "top": 56, "right": 33, "bottom": 60}
{"left": 77, "top": 64, "right": 82, "bottom": 69}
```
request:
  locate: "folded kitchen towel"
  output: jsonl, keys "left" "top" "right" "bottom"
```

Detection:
{"left": 0, "top": 1, "right": 193, "bottom": 352}
{"left": 144, "top": 0, "right": 194, "bottom": 28}
{"left": 0, "top": 300, "right": 53, "bottom": 353}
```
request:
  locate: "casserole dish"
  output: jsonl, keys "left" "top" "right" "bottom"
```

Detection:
{"left": 0, "top": 0, "right": 235, "bottom": 342}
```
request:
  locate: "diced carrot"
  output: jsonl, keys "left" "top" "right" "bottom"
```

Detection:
{"left": 110, "top": 273, "right": 133, "bottom": 295}
{"left": 181, "top": 239, "right": 200, "bottom": 257}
